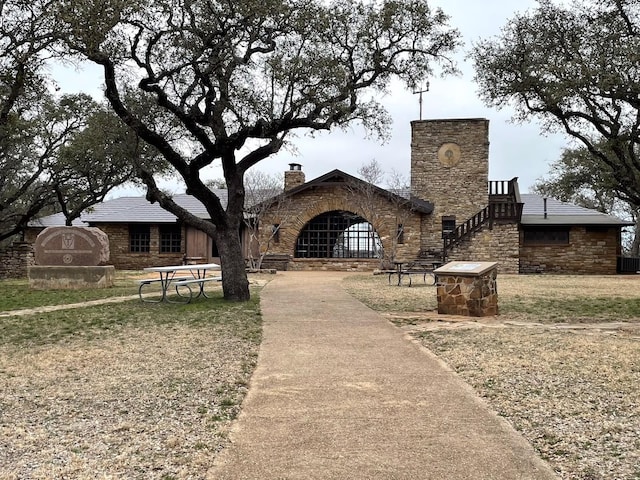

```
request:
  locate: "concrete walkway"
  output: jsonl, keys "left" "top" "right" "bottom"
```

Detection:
{"left": 209, "top": 272, "right": 557, "bottom": 479}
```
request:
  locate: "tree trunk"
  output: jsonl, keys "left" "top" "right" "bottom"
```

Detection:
{"left": 631, "top": 217, "right": 640, "bottom": 257}
{"left": 214, "top": 223, "right": 250, "bottom": 301}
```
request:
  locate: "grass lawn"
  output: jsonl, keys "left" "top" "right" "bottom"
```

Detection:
{"left": 344, "top": 273, "right": 640, "bottom": 480}
{"left": 3, "top": 272, "right": 639, "bottom": 479}
{"left": 0, "top": 273, "right": 264, "bottom": 479}
{"left": 0, "top": 270, "right": 146, "bottom": 312}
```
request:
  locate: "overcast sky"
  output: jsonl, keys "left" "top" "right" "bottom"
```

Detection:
{"left": 56, "top": 0, "right": 568, "bottom": 197}
{"left": 266, "top": 0, "right": 567, "bottom": 193}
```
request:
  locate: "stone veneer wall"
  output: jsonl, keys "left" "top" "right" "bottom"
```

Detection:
{"left": 446, "top": 223, "right": 520, "bottom": 274}
{"left": 519, "top": 226, "right": 619, "bottom": 274}
{"left": 97, "top": 224, "right": 184, "bottom": 270}
{"left": 0, "top": 241, "right": 35, "bottom": 279}
{"left": 411, "top": 119, "right": 489, "bottom": 251}
{"left": 284, "top": 170, "right": 306, "bottom": 191}
{"left": 436, "top": 268, "right": 498, "bottom": 316}
{"left": 260, "top": 185, "right": 425, "bottom": 269}
{"left": 289, "top": 258, "right": 380, "bottom": 272}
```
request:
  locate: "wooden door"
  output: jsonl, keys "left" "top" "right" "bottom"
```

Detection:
{"left": 185, "top": 227, "right": 210, "bottom": 263}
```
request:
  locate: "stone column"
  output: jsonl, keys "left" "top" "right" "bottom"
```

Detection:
{"left": 434, "top": 261, "right": 498, "bottom": 317}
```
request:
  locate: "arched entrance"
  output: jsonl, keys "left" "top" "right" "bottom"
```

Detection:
{"left": 294, "top": 210, "right": 382, "bottom": 259}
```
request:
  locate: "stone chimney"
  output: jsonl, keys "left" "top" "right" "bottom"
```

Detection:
{"left": 284, "top": 163, "right": 305, "bottom": 191}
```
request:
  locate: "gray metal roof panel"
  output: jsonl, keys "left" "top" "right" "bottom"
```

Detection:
{"left": 520, "top": 194, "right": 632, "bottom": 226}
{"left": 83, "top": 192, "right": 227, "bottom": 223}
{"left": 28, "top": 191, "right": 228, "bottom": 226}
{"left": 28, "top": 212, "right": 85, "bottom": 227}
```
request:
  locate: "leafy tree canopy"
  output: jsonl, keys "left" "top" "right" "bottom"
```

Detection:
{"left": 472, "top": 0, "right": 640, "bottom": 206}
{"left": 0, "top": 0, "right": 168, "bottom": 243}
{"left": 531, "top": 143, "right": 619, "bottom": 214}
{"left": 532, "top": 142, "right": 640, "bottom": 254}
{"left": 57, "top": 0, "right": 462, "bottom": 300}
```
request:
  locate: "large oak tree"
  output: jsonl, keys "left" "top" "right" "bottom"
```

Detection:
{"left": 59, "top": 0, "right": 461, "bottom": 301}
{"left": 0, "top": 0, "right": 164, "bottom": 244}
{"left": 472, "top": 0, "right": 640, "bottom": 206}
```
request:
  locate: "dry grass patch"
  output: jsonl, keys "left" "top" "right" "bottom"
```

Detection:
{"left": 418, "top": 328, "right": 640, "bottom": 480}
{"left": 0, "top": 289, "right": 262, "bottom": 479}
{"left": 344, "top": 273, "right": 640, "bottom": 480}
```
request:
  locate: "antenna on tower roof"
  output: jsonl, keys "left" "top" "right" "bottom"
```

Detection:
{"left": 412, "top": 81, "right": 430, "bottom": 120}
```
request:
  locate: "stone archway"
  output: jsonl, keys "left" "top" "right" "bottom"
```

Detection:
{"left": 294, "top": 210, "right": 383, "bottom": 259}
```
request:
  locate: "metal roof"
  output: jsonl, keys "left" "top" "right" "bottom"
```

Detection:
{"left": 28, "top": 188, "right": 632, "bottom": 229}
{"left": 28, "top": 191, "right": 227, "bottom": 227}
{"left": 28, "top": 212, "right": 85, "bottom": 228}
{"left": 520, "top": 194, "right": 633, "bottom": 226}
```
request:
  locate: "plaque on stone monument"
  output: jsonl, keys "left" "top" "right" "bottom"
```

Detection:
{"left": 34, "top": 226, "right": 110, "bottom": 266}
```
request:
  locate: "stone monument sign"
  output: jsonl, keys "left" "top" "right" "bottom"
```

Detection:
{"left": 34, "top": 226, "right": 110, "bottom": 266}
{"left": 433, "top": 261, "right": 498, "bottom": 317}
{"left": 29, "top": 226, "right": 114, "bottom": 289}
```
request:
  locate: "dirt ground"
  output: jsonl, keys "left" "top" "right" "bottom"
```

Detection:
{"left": 1, "top": 273, "right": 638, "bottom": 480}
{"left": 344, "top": 274, "right": 640, "bottom": 480}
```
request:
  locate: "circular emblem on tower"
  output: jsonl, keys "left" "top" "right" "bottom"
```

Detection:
{"left": 438, "top": 142, "right": 461, "bottom": 167}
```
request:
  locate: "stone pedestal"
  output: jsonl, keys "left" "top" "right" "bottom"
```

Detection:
{"left": 434, "top": 261, "right": 498, "bottom": 317}
{"left": 28, "top": 265, "right": 115, "bottom": 290}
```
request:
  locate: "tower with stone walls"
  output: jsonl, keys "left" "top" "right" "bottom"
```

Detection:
{"left": 410, "top": 118, "right": 490, "bottom": 251}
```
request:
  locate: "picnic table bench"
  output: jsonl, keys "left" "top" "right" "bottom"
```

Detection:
{"left": 173, "top": 276, "right": 222, "bottom": 301}
{"left": 388, "top": 259, "right": 442, "bottom": 286}
{"left": 138, "top": 263, "right": 222, "bottom": 303}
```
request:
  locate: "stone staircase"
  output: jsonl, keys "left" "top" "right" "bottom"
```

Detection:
{"left": 442, "top": 178, "right": 523, "bottom": 259}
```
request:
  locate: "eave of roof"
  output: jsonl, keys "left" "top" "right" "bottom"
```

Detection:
{"left": 520, "top": 214, "right": 634, "bottom": 226}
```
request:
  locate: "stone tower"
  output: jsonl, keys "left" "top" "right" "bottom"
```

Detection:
{"left": 410, "top": 118, "right": 489, "bottom": 245}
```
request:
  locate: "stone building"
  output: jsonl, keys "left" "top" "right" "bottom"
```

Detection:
{"left": 19, "top": 117, "right": 631, "bottom": 276}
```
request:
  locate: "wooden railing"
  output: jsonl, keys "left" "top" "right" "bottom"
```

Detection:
{"left": 489, "top": 179, "right": 515, "bottom": 196}
{"left": 443, "top": 202, "right": 523, "bottom": 253}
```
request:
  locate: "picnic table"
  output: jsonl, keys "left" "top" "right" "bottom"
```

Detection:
{"left": 138, "top": 263, "right": 222, "bottom": 303}
{"left": 389, "top": 260, "right": 440, "bottom": 286}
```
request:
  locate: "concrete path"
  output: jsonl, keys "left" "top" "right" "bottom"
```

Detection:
{"left": 209, "top": 272, "right": 557, "bottom": 479}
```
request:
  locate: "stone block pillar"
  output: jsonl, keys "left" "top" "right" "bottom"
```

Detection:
{"left": 284, "top": 163, "right": 305, "bottom": 191}
{"left": 434, "top": 261, "right": 498, "bottom": 316}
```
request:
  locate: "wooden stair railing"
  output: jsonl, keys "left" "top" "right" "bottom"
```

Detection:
{"left": 443, "top": 201, "right": 523, "bottom": 255}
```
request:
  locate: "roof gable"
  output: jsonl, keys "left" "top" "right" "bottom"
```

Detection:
{"left": 284, "top": 169, "right": 434, "bottom": 214}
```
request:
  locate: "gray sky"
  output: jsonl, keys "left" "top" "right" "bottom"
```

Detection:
{"left": 55, "top": 0, "right": 567, "bottom": 197}
{"left": 266, "top": 0, "right": 568, "bottom": 193}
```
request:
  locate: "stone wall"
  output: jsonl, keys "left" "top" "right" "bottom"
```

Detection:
{"left": 260, "top": 185, "right": 426, "bottom": 269}
{"left": 436, "top": 268, "right": 498, "bottom": 317}
{"left": 411, "top": 118, "right": 489, "bottom": 248}
{"left": 446, "top": 222, "right": 520, "bottom": 274}
{"left": 284, "top": 168, "right": 305, "bottom": 191}
{"left": 289, "top": 258, "right": 380, "bottom": 272}
{"left": 0, "top": 241, "right": 35, "bottom": 279}
{"left": 28, "top": 265, "right": 115, "bottom": 290}
{"left": 519, "top": 226, "right": 619, "bottom": 274}
{"left": 98, "top": 224, "right": 184, "bottom": 270}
